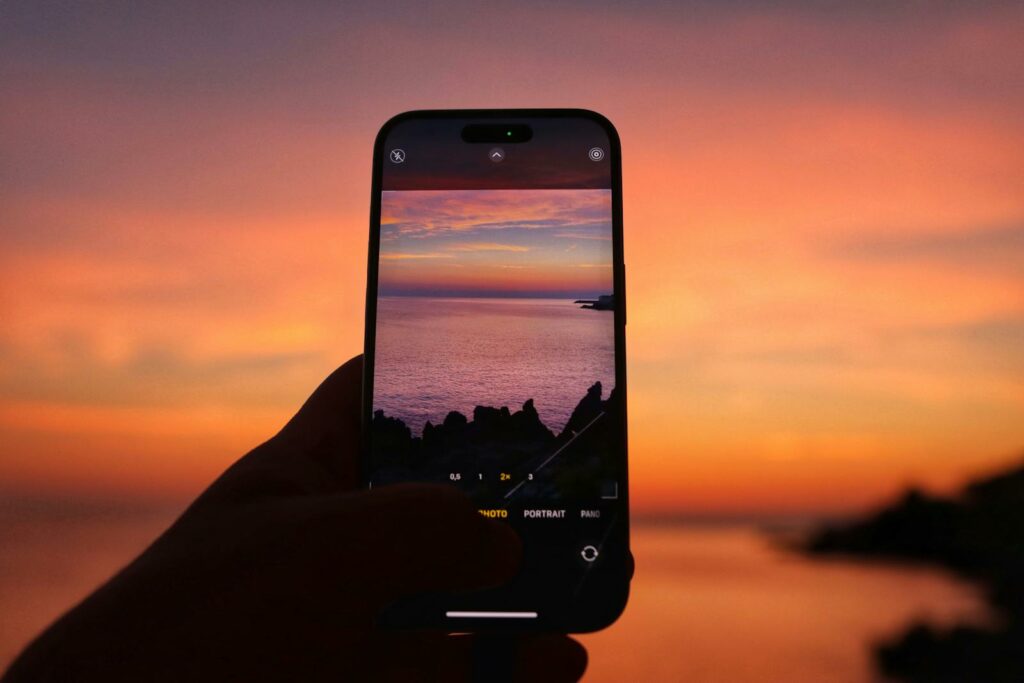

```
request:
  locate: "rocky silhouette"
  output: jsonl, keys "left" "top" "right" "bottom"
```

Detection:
{"left": 805, "top": 458, "right": 1024, "bottom": 683}
{"left": 371, "top": 382, "right": 621, "bottom": 500}
{"left": 573, "top": 294, "right": 615, "bottom": 310}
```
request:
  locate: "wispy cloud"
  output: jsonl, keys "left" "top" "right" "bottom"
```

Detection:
{"left": 554, "top": 231, "right": 612, "bottom": 241}
{"left": 380, "top": 252, "right": 453, "bottom": 260}
{"left": 447, "top": 243, "right": 530, "bottom": 253}
{"left": 376, "top": 189, "right": 615, "bottom": 298}
{"left": 381, "top": 189, "right": 612, "bottom": 240}
{"left": 832, "top": 225, "right": 1024, "bottom": 273}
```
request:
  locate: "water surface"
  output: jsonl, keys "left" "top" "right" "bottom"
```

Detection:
{"left": 0, "top": 508, "right": 989, "bottom": 681}
{"left": 580, "top": 525, "right": 989, "bottom": 683}
{"left": 374, "top": 296, "right": 616, "bottom": 434}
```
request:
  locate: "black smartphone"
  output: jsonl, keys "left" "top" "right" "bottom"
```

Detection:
{"left": 362, "top": 109, "right": 629, "bottom": 632}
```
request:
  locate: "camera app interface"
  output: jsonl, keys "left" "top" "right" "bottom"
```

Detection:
{"left": 369, "top": 116, "right": 624, "bottom": 620}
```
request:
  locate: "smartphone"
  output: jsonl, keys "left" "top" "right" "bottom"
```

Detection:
{"left": 363, "top": 109, "right": 629, "bottom": 632}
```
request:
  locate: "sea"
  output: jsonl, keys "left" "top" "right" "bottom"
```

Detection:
{"left": 0, "top": 504, "right": 990, "bottom": 681}
{"left": 373, "top": 296, "right": 616, "bottom": 435}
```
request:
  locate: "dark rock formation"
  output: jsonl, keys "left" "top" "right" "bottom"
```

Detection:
{"left": 371, "top": 383, "right": 622, "bottom": 501}
{"left": 560, "top": 382, "right": 605, "bottom": 438}
{"left": 805, "top": 458, "right": 1024, "bottom": 682}
{"left": 371, "top": 409, "right": 419, "bottom": 465}
{"left": 573, "top": 294, "right": 615, "bottom": 310}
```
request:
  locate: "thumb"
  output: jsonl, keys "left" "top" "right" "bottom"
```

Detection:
{"left": 278, "top": 355, "right": 363, "bottom": 449}
{"left": 271, "top": 354, "right": 364, "bottom": 485}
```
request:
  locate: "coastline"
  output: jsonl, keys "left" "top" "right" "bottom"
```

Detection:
{"left": 802, "top": 458, "right": 1024, "bottom": 682}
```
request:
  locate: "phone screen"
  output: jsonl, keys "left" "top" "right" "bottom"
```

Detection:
{"left": 364, "top": 111, "right": 628, "bottom": 631}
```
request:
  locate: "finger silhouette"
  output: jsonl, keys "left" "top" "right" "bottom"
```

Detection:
{"left": 274, "top": 354, "right": 363, "bottom": 486}
{"left": 287, "top": 484, "right": 522, "bottom": 612}
{"left": 199, "top": 356, "right": 364, "bottom": 503}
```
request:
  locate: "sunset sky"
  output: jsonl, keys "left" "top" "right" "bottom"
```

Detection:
{"left": 378, "top": 189, "right": 613, "bottom": 297}
{"left": 1, "top": 1, "right": 1022, "bottom": 515}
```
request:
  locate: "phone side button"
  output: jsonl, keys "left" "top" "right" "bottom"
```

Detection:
{"left": 622, "top": 262, "right": 626, "bottom": 326}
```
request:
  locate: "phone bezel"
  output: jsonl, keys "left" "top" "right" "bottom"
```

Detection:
{"left": 362, "top": 109, "right": 629, "bottom": 633}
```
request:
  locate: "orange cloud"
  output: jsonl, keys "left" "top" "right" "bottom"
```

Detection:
{"left": 1, "top": 1, "right": 1022, "bottom": 513}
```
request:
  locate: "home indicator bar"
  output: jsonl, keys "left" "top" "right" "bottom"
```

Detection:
{"left": 445, "top": 611, "right": 538, "bottom": 619}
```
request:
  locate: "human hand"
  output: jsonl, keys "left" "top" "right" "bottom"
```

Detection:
{"left": 3, "top": 356, "right": 587, "bottom": 682}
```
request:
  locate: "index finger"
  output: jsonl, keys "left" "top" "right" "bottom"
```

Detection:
{"left": 290, "top": 484, "right": 522, "bottom": 615}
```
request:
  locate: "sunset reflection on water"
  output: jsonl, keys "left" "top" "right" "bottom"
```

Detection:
{"left": 0, "top": 507, "right": 989, "bottom": 682}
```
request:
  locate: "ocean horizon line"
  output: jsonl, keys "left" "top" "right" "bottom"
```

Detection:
{"left": 378, "top": 291, "right": 609, "bottom": 300}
